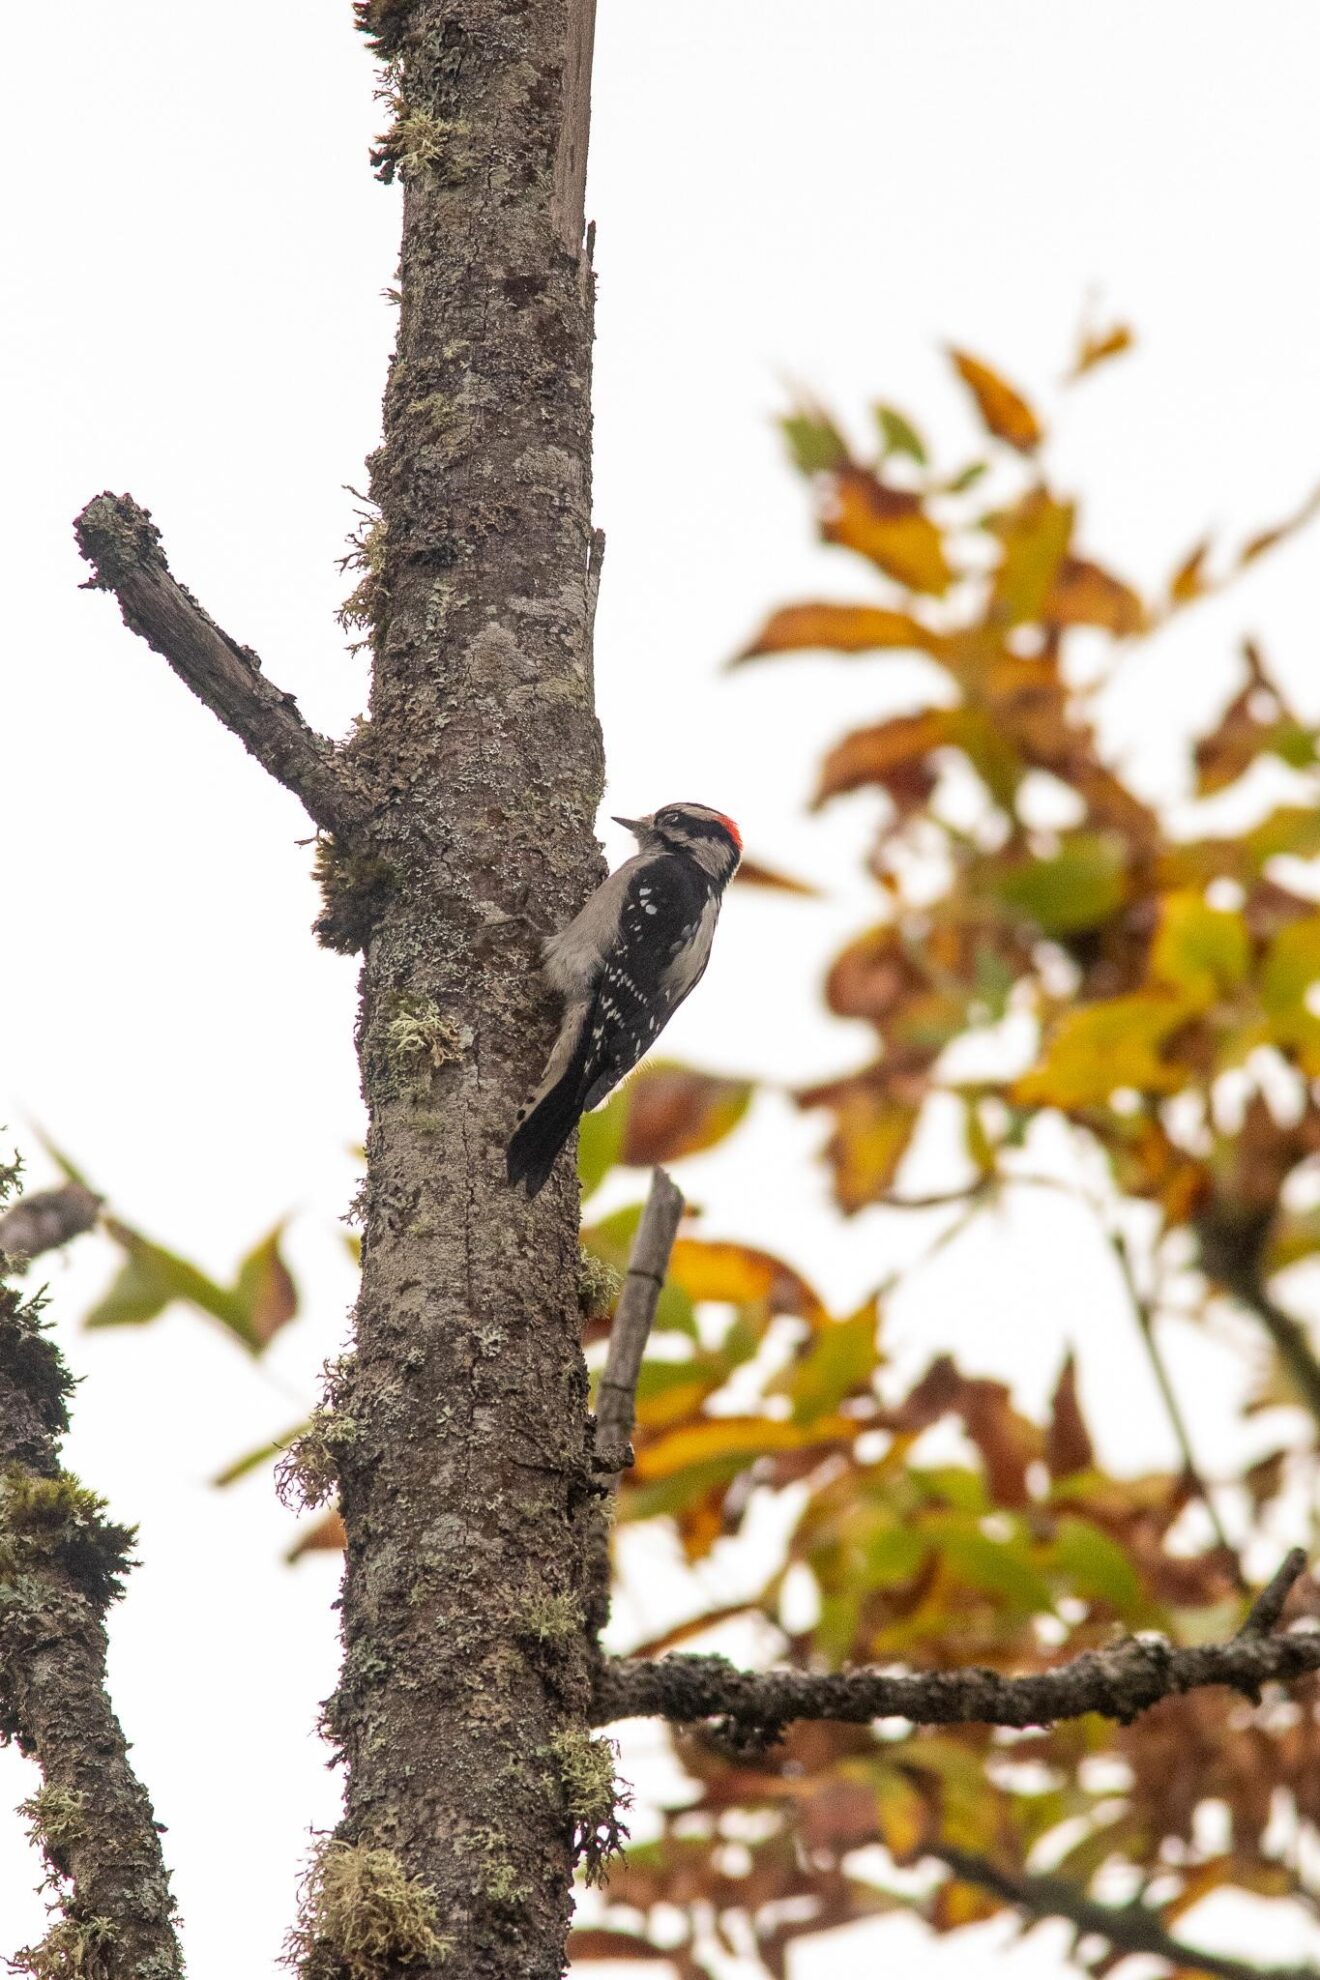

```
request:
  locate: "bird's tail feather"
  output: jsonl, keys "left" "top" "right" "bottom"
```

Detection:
{"left": 506, "top": 1003, "right": 595, "bottom": 1197}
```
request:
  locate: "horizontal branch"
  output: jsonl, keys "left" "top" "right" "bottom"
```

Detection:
{"left": 0, "top": 1183, "right": 102, "bottom": 1266}
{"left": 933, "top": 1844, "right": 1318, "bottom": 1980}
{"left": 596, "top": 1560, "right": 1320, "bottom": 1732}
{"left": 74, "top": 492, "right": 365, "bottom": 835}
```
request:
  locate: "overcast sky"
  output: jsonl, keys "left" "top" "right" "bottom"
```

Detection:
{"left": 4, "top": 4, "right": 1320, "bottom": 1975}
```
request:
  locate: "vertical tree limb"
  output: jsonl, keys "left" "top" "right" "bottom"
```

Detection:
{"left": 316, "top": 5, "right": 608, "bottom": 1977}
{"left": 1, "top": 1191, "right": 181, "bottom": 1979}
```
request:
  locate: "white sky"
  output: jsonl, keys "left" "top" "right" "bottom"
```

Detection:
{"left": 4, "top": 3, "right": 1320, "bottom": 1975}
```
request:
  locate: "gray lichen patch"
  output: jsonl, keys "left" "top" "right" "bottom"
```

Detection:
{"left": 283, "top": 1839, "right": 445, "bottom": 1979}
{"left": 10, "top": 1914, "right": 114, "bottom": 1980}
{"left": 382, "top": 994, "right": 467, "bottom": 1098}
{"left": 548, "top": 1731, "right": 631, "bottom": 1886}
{"left": 577, "top": 1249, "right": 621, "bottom": 1321}
{"left": 19, "top": 1784, "right": 87, "bottom": 1867}
{"left": 276, "top": 1406, "right": 358, "bottom": 1512}
{"left": 516, "top": 1590, "right": 582, "bottom": 1646}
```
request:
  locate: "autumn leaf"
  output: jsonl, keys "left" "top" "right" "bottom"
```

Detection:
{"left": 619, "top": 1063, "right": 754, "bottom": 1167}
{"left": 797, "top": 1071, "right": 923, "bottom": 1212}
{"left": 88, "top": 1218, "right": 299, "bottom": 1356}
{"left": 814, "top": 708, "right": 956, "bottom": 807}
{"left": 1045, "top": 1354, "right": 1094, "bottom": 1479}
{"left": 286, "top": 1508, "right": 346, "bottom": 1562}
{"left": 949, "top": 347, "right": 1043, "bottom": 452}
{"left": 822, "top": 467, "right": 953, "bottom": 594}
{"left": 1014, "top": 993, "right": 1195, "bottom": 1109}
{"left": 731, "top": 856, "right": 819, "bottom": 895}
{"left": 667, "top": 1236, "right": 828, "bottom": 1325}
{"left": 733, "top": 601, "right": 941, "bottom": 663}
{"left": 1044, "top": 555, "right": 1145, "bottom": 635}
{"left": 1067, "top": 319, "right": 1134, "bottom": 380}
{"left": 1149, "top": 891, "right": 1250, "bottom": 1004}
{"left": 988, "top": 489, "right": 1073, "bottom": 626}
{"left": 1168, "top": 536, "right": 1212, "bottom": 605}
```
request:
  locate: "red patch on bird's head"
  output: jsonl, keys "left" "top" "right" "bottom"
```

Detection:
{"left": 712, "top": 811, "right": 742, "bottom": 850}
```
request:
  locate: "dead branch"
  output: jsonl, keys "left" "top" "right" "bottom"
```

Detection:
{"left": 0, "top": 1184, "right": 102, "bottom": 1267}
{"left": 74, "top": 492, "right": 365, "bottom": 835}
{"left": 594, "top": 1168, "right": 684, "bottom": 1484}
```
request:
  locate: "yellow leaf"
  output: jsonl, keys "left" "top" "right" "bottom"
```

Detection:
{"left": 1149, "top": 892, "right": 1250, "bottom": 1004}
{"left": 1015, "top": 994, "right": 1195, "bottom": 1109}
{"left": 633, "top": 1414, "right": 854, "bottom": 1482}
{"left": 733, "top": 601, "right": 941, "bottom": 662}
{"left": 823, "top": 468, "right": 953, "bottom": 594}
{"left": 874, "top": 1766, "right": 930, "bottom": 1862}
{"left": 989, "top": 490, "right": 1073, "bottom": 626}
{"left": 949, "top": 347, "right": 1043, "bottom": 452}
{"left": 667, "top": 1237, "right": 829, "bottom": 1325}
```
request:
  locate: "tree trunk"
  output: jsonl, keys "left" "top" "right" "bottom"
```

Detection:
{"left": 323, "top": 4, "right": 605, "bottom": 1976}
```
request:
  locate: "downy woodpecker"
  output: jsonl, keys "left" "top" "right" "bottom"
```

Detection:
{"left": 507, "top": 802, "right": 742, "bottom": 1196}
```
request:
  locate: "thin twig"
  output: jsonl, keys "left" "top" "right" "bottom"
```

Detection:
{"left": 595, "top": 1168, "right": 684, "bottom": 1486}
{"left": 1105, "top": 1222, "right": 1238, "bottom": 1566}
{"left": 932, "top": 1844, "right": 1319, "bottom": 1980}
{"left": 74, "top": 492, "right": 365, "bottom": 835}
{"left": 1238, "top": 1548, "right": 1309, "bottom": 1639}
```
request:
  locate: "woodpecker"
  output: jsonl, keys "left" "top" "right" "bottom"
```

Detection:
{"left": 507, "top": 802, "right": 742, "bottom": 1196}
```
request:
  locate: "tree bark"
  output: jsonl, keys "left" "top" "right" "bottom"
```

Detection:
{"left": 320, "top": 4, "right": 606, "bottom": 1976}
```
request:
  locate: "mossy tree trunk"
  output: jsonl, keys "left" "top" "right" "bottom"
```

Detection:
{"left": 322, "top": 4, "right": 606, "bottom": 1976}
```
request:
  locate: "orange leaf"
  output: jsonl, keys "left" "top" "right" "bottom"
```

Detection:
{"left": 733, "top": 601, "right": 941, "bottom": 663}
{"left": 1068, "top": 320, "right": 1134, "bottom": 380}
{"left": 822, "top": 468, "right": 953, "bottom": 594}
{"left": 1168, "top": 537, "right": 1212, "bottom": 605}
{"left": 949, "top": 347, "right": 1043, "bottom": 452}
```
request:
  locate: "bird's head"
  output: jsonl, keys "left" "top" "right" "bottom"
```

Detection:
{"left": 613, "top": 802, "right": 743, "bottom": 884}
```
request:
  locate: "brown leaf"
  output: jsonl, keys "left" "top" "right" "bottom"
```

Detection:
{"left": 287, "top": 1508, "right": 346, "bottom": 1562}
{"left": 886, "top": 1356, "right": 1041, "bottom": 1506}
{"left": 567, "top": 1928, "right": 673, "bottom": 1962}
{"left": 733, "top": 601, "right": 941, "bottom": 663}
{"left": 619, "top": 1064, "right": 753, "bottom": 1167}
{"left": 1168, "top": 537, "right": 1212, "bottom": 605}
{"left": 949, "top": 347, "right": 1043, "bottom": 452}
{"left": 732, "top": 857, "right": 819, "bottom": 896}
{"left": 822, "top": 468, "right": 953, "bottom": 594}
{"left": 1044, "top": 555, "right": 1146, "bottom": 635}
{"left": 824, "top": 928, "right": 927, "bottom": 1025}
{"left": 814, "top": 709, "right": 955, "bottom": 807}
{"left": 1046, "top": 1354, "right": 1094, "bottom": 1479}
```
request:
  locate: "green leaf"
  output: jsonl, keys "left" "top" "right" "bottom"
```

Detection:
{"left": 87, "top": 1218, "right": 298, "bottom": 1356}
{"left": 993, "top": 833, "right": 1127, "bottom": 935}
{"left": 935, "top": 1519, "right": 1056, "bottom": 1616}
{"left": 1149, "top": 892, "right": 1250, "bottom": 1004}
{"left": 578, "top": 1089, "right": 628, "bottom": 1198}
{"left": 874, "top": 403, "right": 928, "bottom": 465}
{"left": 772, "top": 1301, "right": 879, "bottom": 1424}
{"left": 1049, "top": 1515, "right": 1144, "bottom": 1615}
{"left": 212, "top": 1422, "right": 309, "bottom": 1488}
{"left": 782, "top": 410, "right": 849, "bottom": 474}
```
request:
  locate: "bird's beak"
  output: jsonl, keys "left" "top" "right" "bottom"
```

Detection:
{"left": 612, "top": 814, "right": 649, "bottom": 835}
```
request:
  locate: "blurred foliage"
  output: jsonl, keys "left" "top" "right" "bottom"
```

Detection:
{"left": 56, "top": 328, "right": 1320, "bottom": 1977}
